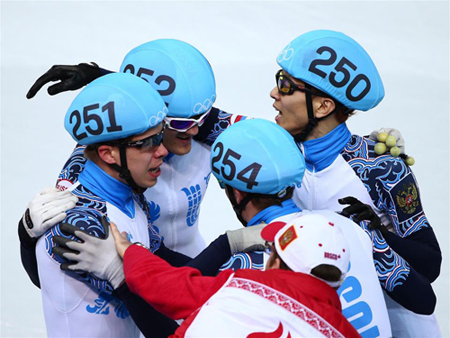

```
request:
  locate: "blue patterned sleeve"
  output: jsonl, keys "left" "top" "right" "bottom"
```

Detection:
{"left": 194, "top": 107, "right": 248, "bottom": 146}
{"left": 369, "top": 157, "right": 441, "bottom": 282}
{"left": 356, "top": 221, "right": 436, "bottom": 314}
{"left": 44, "top": 194, "right": 114, "bottom": 293}
{"left": 56, "top": 144, "right": 87, "bottom": 190}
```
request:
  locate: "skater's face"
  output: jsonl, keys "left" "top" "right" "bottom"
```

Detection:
{"left": 162, "top": 124, "right": 199, "bottom": 156}
{"left": 270, "top": 70, "right": 310, "bottom": 135}
{"left": 122, "top": 124, "right": 168, "bottom": 188}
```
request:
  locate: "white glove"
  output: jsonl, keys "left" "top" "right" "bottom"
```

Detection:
{"left": 369, "top": 127, "right": 406, "bottom": 154}
{"left": 22, "top": 186, "right": 78, "bottom": 238}
{"left": 226, "top": 223, "right": 266, "bottom": 254}
{"left": 53, "top": 218, "right": 124, "bottom": 289}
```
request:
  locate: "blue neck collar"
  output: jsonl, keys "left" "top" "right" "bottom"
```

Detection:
{"left": 79, "top": 160, "right": 136, "bottom": 218}
{"left": 301, "top": 123, "right": 351, "bottom": 172}
{"left": 164, "top": 152, "right": 176, "bottom": 162}
{"left": 248, "top": 199, "right": 301, "bottom": 227}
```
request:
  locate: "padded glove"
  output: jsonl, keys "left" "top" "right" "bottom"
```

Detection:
{"left": 226, "top": 223, "right": 265, "bottom": 254}
{"left": 52, "top": 217, "right": 124, "bottom": 289}
{"left": 26, "top": 62, "right": 103, "bottom": 98}
{"left": 22, "top": 186, "right": 78, "bottom": 238}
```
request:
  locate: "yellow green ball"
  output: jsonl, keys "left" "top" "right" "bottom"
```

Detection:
{"left": 390, "top": 146, "right": 401, "bottom": 157}
{"left": 375, "top": 142, "right": 387, "bottom": 155}
{"left": 385, "top": 135, "right": 397, "bottom": 148}
{"left": 377, "top": 132, "right": 388, "bottom": 143}
{"left": 406, "top": 156, "right": 415, "bottom": 166}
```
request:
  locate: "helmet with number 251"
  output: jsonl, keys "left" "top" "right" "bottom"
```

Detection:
{"left": 64, "top": 72, "right": 167, "bottom": 145}
{"left": 277, "top": 30, "right": 384, "bottom": 111}
{"left": 120, "top": 39, "right": 216, "bottom": 119}
{"left": 211, "top": 119, "right": 306, "bottom": 195}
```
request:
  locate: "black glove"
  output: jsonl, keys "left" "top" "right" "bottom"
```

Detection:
{"left": 338, "top": 196, "right": 389, "bottom": 235}
{"left": 26, "top": 62, "right": 103, "bottom": 98}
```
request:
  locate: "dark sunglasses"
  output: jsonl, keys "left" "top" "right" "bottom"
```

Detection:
{"left": 123, "top": 129, "right": 164, "bottom": 150}
{"left": 276, "top": 69, "right": 320, "bottom": 96}
{"left": 164, "top": 109, "right": 211, "bottom": 133}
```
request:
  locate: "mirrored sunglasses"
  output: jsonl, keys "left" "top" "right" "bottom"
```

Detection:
{"left": 164, "top": 109, "right": 211, "bottom": 132}
{"left": 276, "top": 69, "right": 316, "bottom": 96}
{"left": 124, "top": 129, "right": 164, "bottom": 150}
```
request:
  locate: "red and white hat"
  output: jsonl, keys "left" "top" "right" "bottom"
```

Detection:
{"left": 261, "top": 213, "right": 350, "bottom": 288}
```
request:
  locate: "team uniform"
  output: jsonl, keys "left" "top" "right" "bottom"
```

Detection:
{"left": 36, "top": 160, "right": 162, "bottom": 337}
{"left": 221, "top": 199, "right": 392, "bottom": 337}
{"left": 293, "top": 122, "right": 441, "bottom": 336}
{"left": 56, "top": 108, "right": 245, "bottom": 258}
{"left": 123, "top": 244, "right": 360, "bottom": 338}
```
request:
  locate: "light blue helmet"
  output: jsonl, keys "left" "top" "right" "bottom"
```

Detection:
{"left": 64, "top": 72, "right": 167, "bottom": 145}
{"left": 277, "top": 30, "right": 384, "bottom": 111}
{"left": 211, "top": 119, "right": 305, "bottom": 195}
{"left": 120, "top": 39, "right": 216, "bottom": 118}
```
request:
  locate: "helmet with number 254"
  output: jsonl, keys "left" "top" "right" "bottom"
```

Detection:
{"left": 211, "top": 119, "right": 305, "bottom": 195}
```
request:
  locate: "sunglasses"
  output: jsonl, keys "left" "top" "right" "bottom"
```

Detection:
{"left": 123, "top": 129, "right": 164, "bottom": 150}
{"left": 276, "top": 69, "right": 321, "bottom": 96}
{"left": 264, "top": 241, "right": 274, "bottom": 255}
{"left": 164, "top": 109, "right": 211, "bottom": 133}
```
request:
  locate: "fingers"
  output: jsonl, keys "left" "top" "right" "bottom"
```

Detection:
{"left": 32, "top": 189, "right": 77, "bottom": 208}
{"left": 60, "top": 222, "right": 90, "bottom": 240}
{"left": 60, "top": 262, "right": 84, "bottom": 273}
{"left": 53, "top": 235, "right": 75, "bottom": 247}
{"left": 26, "top": 67, "right": 64, "bottom": 99}
{"left": 338, "top": 196, "right": 359, "bottom": 205}
{"left": 42, "top": 212, "right": 67, "bottom": 228}
{"left": 47, "top": 79, "right": 77, "bottom": 96}
{"left": 42, "top": 195, "right": 78, "bottom": 213}
{"left": 110, "top": 222, "right": 121, "bottom": 241}
{"left": 353, "top": 209, "right": 373, "bottom": 223}
{"left": 52, "top": 245, "right": 78, "bottom": 260}
{"left": 341, "top": 203, "right": 367, "bottom": 217}
{"left": 101, "top": 216, "right": 111, "bottom": 238}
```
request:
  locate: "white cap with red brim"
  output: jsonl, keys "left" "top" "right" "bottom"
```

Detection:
{"left": 261, "top": 213, "right": 350, "bottom": 288}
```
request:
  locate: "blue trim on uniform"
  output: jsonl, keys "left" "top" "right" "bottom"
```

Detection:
{"left": 78, "top": 160, "right": 135, "bottom": 218}
{"left": 247, "top": 199, "right": 301, "bottom": 226}
{"left": 302, "top": 123, "right": 351, "bottom": 172}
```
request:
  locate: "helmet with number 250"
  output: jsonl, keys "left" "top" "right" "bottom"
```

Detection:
{"left": 211, "top": 119, "right": 306, "bottom": 195}
{"left": 120, "top": 39, "right": 216, "bottom": 119}
{"left": 64, "top": 72, "right": 167, "bottom": 145}
{"left": 277, "top": 30, "right": 384, "bottom": 111}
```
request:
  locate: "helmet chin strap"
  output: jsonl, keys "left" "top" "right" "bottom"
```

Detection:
{"left": 224, "top": 185, "right": 253, "bottom": 227}
{"left": 109, "top": 145, "right": 146, "bottom": 194}
{"left": 294, "top": 84, "right": 320, "bottom": 143}
{"left": 294, "top": 84, "right": 342, "bottom": 143}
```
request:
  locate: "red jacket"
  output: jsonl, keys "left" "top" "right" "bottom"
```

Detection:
{"left": 124, "top": 245, "right": 360, "bottom": 338}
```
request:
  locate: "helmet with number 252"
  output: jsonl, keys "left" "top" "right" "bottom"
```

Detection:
{"left": 120, "top": 39, "right": 216, "bottom": 119}
{"left": 277, "top": 30, "right": 384, "bottom": 111}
